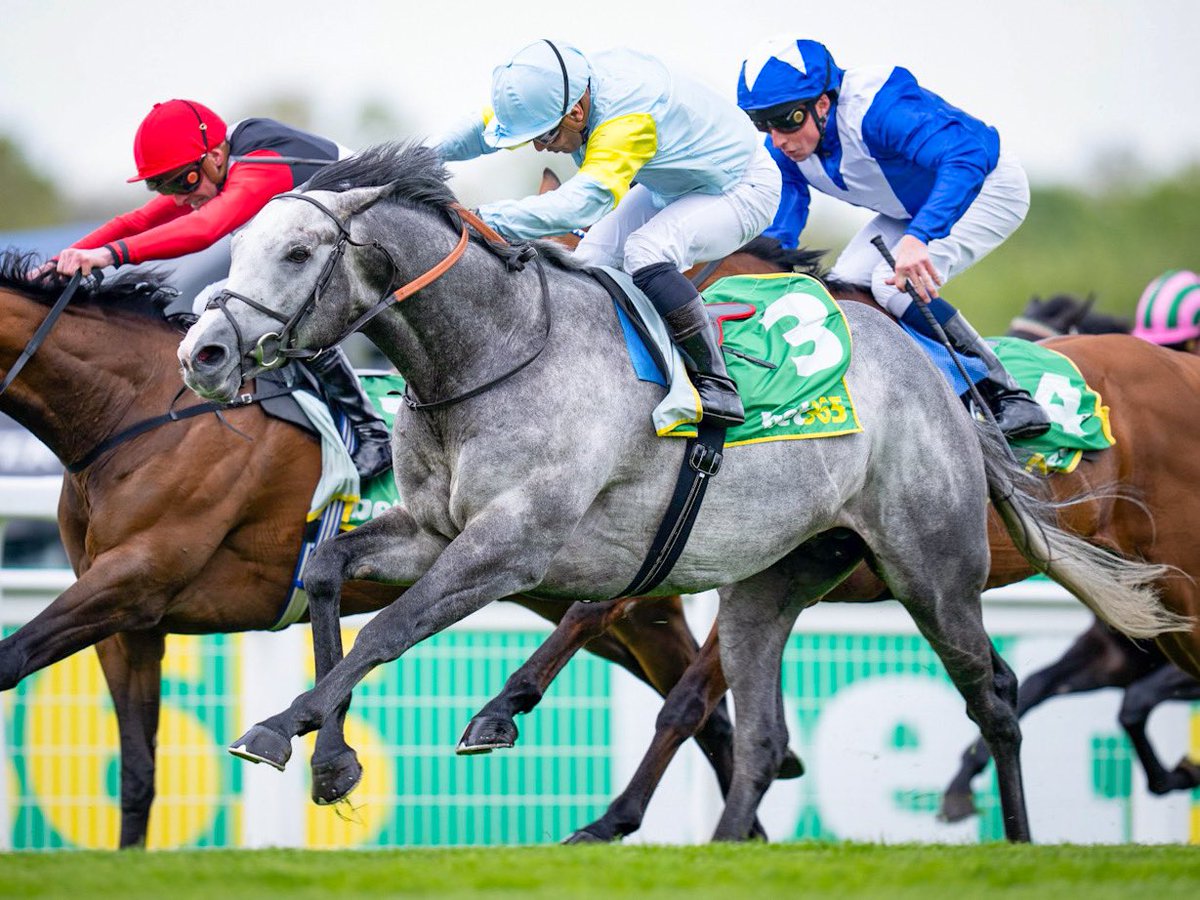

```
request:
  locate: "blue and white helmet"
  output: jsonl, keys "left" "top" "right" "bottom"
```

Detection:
{"left": 737, "top": 38, "right": 844, "bottom": 111}
{"left": 484, "top": 40, "right": 590, "bottom": 149}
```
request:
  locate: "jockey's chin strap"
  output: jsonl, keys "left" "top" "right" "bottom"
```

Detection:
{"left": 205, "top": 193, "right": 552, "bottom": 411}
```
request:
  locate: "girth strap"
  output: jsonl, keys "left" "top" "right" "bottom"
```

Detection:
{"left": 615, "top": 419, "right": 726, "bottom": 598}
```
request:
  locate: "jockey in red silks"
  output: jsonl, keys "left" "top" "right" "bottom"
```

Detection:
{"left": 44, "top": 99, "right": 393, "bottom": 479}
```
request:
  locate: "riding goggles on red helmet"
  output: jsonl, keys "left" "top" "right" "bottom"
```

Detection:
{"left": 145, "top": 159, "right": 205, "bottom": 195}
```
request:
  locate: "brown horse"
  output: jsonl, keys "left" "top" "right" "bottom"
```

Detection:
{"left": 0, "top": 252, "right": 762, "bottom": 847}
{"left": 937, "top": 294, "right": 1200, "bottom": 822}
{"left": 466, "top": 310, "right": 1200, "bottom": 840}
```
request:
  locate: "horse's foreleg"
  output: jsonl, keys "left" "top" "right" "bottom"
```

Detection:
{"left": 94, "top": 631, "right": 166, "bottom": 849}
{"left": 458, "top": 597, "right": 634, "bottom": 754}
{"left": 940, "top": 618, "right": 1145, "bottom": 823}
{"left": 565, "top": 621, "right": 730, "bottom": 843}
{"left": 230, "top": 508, "right": 556, "bottom": 777}
{"left": 1118, "top": 664, "right": 1200, "bottom": 794}
{"left": 0, "top": 552, "right": 174, "bottom": 691}
{"left": 299, "top": 508, "right": 446, "bottom": 800}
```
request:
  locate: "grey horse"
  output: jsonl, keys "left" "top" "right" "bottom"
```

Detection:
{"left": 176, "top": 143, "right": 1186, "bottom": 843}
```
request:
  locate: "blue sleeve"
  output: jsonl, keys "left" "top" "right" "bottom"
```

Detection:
{"left": 861, "top": 68, "right": 999, "bottom": 244}
{"left": 762, "top": 141, "right": 810, "bottom": 250}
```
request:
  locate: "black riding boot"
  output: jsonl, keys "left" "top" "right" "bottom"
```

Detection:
{"left": 942, "top": 313, "right": 1051, "bottom": 441}
{"left": 632, "top": 261, "right": 744, "bottom": 427}
{"left": 304, "top": 348, "right": 393, "bottom": 480}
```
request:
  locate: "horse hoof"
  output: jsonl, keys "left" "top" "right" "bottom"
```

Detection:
{"left": 777, "top": 749, "right": 805, "bottom": 779}
{"left": 561, "top": 828, "right": 610, "bottom": 844}
{"left": 229, "top": 724, "right": 293, "bottom": 771}
{"left": 456, "top": 716, "right": 518, "bottom": 755}
{"left": 311, "top": 749, "right": 363, "bottom": 805}
{"left": 937, "top": 792, "right": 978, "bottom": 823}
{"left": 1175, "top": 757, "right": 1200, "bottom": 788}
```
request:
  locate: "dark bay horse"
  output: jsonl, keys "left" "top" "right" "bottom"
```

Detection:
{"left": 0, "top": 252, "right": 754, "bottom": 847}
{"left": 178, "top": 143, "right": 1184, "bottom": 842}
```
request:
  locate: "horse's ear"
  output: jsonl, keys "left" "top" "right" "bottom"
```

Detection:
{"left": 330, "top": 184, "right": 393, "bottom": 219}
{"left": 1080, "top": 292, "right": 1097, "bottom": 316}
{"left": 539, "top": 169, "right": 562, "bottom": 194}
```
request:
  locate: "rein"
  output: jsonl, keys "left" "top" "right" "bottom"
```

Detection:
{"left": 66, "top": 381, "right": 303, "bottom": 473}
{"left": 0, "top": 272, "right": 84, "bottom": 398}
{"left": 206, "top": 193, "right": 553, "bottom": 412}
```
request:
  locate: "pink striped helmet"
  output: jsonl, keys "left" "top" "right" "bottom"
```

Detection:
{"left": 1132, "top": 270, "right": 1200, "bottom": 345}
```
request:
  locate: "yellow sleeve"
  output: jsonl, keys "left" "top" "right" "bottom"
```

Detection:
{"left": 578, "top": 113, "right": 658, "bottom": 207}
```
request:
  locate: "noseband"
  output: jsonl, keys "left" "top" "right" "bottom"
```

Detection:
{"left": 205, "top": 191, "right": 469, "bottom": 373}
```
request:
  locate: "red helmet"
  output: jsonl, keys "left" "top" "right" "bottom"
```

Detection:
{"left": 126, "top": 99, "right": 227, "bottom": 183}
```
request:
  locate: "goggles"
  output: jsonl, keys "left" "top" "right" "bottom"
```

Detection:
{"left": 146, "top": 159, "right": 204, "bottom": 195}
{"left": 533, "top": 121, "right": 564, "bottom": 146}
{"left": 750, "top": 103, "right": 810, "bottom": 134}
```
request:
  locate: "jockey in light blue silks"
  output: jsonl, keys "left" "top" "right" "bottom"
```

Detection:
{"left": 433, "top": 39, "right": 783, "bottom": 427}
{"left": 738, "top": 37, "right": 1049, "bottom": 440}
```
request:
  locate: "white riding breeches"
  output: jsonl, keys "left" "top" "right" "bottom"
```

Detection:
{"left": 828, "top": 149, "right": 1031, "bottom": 318}
{"left": 573, "top": 144, "right": 782, "bottom": 274}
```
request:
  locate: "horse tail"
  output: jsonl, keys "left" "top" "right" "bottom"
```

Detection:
{"left": 975, "top": 422, "right": 1193, "bottom": 639}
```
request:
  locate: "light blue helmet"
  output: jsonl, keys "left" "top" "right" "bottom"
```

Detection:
{"left": 737, "top": 37, "right": 843, "bottom": 111}
{"left": 483, "top": 40, "right": 590, "bottom": 149}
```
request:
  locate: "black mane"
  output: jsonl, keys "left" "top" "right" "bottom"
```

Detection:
{"left": 305, "top": 142, "right": 457, "bottom": 210}
{"left": 0, "top": 249, "right": 180, "bottom": 321}
{"left": 1019, "top": 293, "right": 1131, "bottom": 336}
{"left": 736, "top": 236, "right": 828, "bottom": 279}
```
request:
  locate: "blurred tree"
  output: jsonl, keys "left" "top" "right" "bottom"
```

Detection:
{"left": 0, "top": 135, "right": 65, "bottom": 228}
{"left": 232, "top": 94, "right": 314, "bottom": 130}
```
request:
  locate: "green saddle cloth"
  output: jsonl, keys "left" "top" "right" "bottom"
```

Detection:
{"left": 664, "top": 273, "right": 863, "bottom": 446}
{"left": 344, "top": 374, "right": 405, "bottom": 529}
{"left": 989, "top": 336, "right": 1114, "bottom": 473}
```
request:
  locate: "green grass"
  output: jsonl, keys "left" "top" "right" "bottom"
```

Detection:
{"left": 2, "top": 843, "right": 1199, "bottom": 899}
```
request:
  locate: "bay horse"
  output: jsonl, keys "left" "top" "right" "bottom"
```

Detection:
{"left": 0, "top": 252, "right": 761, "bottom": 847}
{"left": 936, "top": 295, "right": 1200, "bottom": 822}
{"left": 458, "top": 293, "right": 1200, "bottom": 841}
{"left": 178, "top": 143, "right": 1184, "bottom": 842}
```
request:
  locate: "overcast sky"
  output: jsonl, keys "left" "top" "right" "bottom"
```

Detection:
{"left": 3, "top": 0, "right": 1199, "bottom": 218}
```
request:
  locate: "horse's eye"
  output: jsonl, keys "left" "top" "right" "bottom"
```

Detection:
{"left": 287, "top": 246, "right": 311, "bottom": 263}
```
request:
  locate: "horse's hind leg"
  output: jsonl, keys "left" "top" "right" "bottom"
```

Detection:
{"left": 94, "top": 631, "right": 166, "bottom": 849}
{"left": 940, "top": 618, "right": 1145, "bottom": 822}
{"left": 885, "top": 549, "right": 1030, "bottom": 842}
{"left": 1118, "top": 664, "right": 1200, "bottom": 794}
{"left": 566, "top": 619, "right": 741, "bottom": 843}
{"left": 712, "top": 533, "right": 865, "bottom": 841}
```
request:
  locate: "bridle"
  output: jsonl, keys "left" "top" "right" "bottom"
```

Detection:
{"left": 204, "top": 191, "right": 552, "bottom": 411}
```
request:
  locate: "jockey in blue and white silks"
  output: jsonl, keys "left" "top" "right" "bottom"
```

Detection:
{"left": 737, "top": 37, "right": 1049, "bottom": 441}
{"left": 433, "top": 39, "right": 782, "bottom": 427}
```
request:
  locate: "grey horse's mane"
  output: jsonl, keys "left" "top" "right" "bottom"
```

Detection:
{"left": 305, "top": 141, "right": 580, "bottom": 268}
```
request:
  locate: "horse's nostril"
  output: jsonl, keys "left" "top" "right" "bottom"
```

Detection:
{"left": 195, "top": 345, "right": 227, "bottom": 369}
